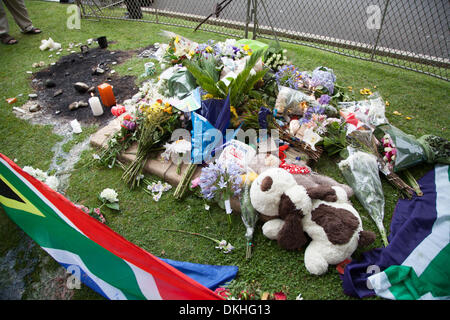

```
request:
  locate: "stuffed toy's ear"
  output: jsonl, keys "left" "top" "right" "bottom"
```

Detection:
{"left": 306, "top": 186, "right": 338, "bottom": 202}
{"left": 277, "top": 193, "right": 307, "bottom": 250}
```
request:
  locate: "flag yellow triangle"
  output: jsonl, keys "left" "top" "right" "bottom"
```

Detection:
{"left": 0, "top": 174, "right": 45, "bottom": 218}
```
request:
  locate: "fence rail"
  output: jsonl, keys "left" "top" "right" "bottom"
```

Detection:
{"left": 76, "top": 0, "right": 450, "bottom": 81}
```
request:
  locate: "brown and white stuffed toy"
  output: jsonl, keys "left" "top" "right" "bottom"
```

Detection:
{"left": 250, "top": 167, "right": 376, "bottom": 275}
{"left": 302, "top": 185, "right": 376, "bottom": 275}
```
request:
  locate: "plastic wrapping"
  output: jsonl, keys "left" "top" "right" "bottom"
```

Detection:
{"left": 376, "top": 124, "right": 426, "bottom": 172}
{"left": 240, "top": 172, "right": 259, "bottom": 259}
{"left": 167, "top": 68, "right": 197, "bottom": 99}
{"left": 338, "top": 147, "right": 388, "bottom": 246}
{"left": 275, "top": 86, "right": 317, "bottom": 121}
{"left": 338, "top": 93, "right": 388, "bottom": 131}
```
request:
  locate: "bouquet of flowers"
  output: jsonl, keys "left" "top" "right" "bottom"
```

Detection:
{"left": 198, "top": 160, "right": 243, "bottom": 224}
{"left": 338, "top": 147, "right": 389, "bottom": 246}
{"left": 122, "top": 99, "right": 180, "bottom": 189}
{"left": 240, "top": 173, "right": 258, "bottom": 259}
{"left": 263, "top": 42, "right": 288, "bottom": 71}
{"left": 274, "top": 64, "right": 305, "bottom": 90}
{"left": 98, "top": 113, "right": 139, "bottom": 169}
{"left": 376, "top": 123, "right": 450, "bottom": 172}
{"left": 161, "top": 31, "right": 198, "bottom": 65}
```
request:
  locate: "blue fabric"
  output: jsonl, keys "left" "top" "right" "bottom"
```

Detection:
{"left": 191, "top": 94, "right": 231, "bottom": 164}
{"left": 161, "top": 258, "right": 238, "bottom": 290}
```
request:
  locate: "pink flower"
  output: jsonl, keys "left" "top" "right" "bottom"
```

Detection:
{"left": 190, "top": 177, "right": 200, "bottom": 188}
{"left": 76, "top": 204, "right": 90, "bottom": 214}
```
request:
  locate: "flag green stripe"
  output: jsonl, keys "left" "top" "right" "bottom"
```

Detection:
{"left": 0, "top": 161, "right": 146, "bottom": 300}
{"left": 385, "top": 244, "right": 450, "bottom": 299}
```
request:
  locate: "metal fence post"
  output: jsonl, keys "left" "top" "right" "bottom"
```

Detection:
{"left": 252, "top": 0, "right": 258, "bottom": 40}
{"left": 370, "top": 0, "right": 391, "bottom": 61}
{"left": 245, "top": 0, "right": 251, "bottom": 38}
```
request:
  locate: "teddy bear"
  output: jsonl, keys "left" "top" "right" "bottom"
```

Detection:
{"left": 250, "top": 167, "right": 376, "bottom": 275}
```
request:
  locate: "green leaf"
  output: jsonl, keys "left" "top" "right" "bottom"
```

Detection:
{"left": 106, "top": 202, "right": 120, "bottom": 211}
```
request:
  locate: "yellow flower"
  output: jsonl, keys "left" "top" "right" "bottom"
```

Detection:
{"left": 385, "top": 101, "right": 390, "bottom": 106}
{"left": 347, "top": 86, "right": 353, "bottom": 91}
{"left": 230, "top": 106, "right": 238, "bottom": 118}
{"left": 393, "top": 111, "right": 402, "bottom": 116}
{"left": 405, "top": 116, "right": 413, "bottom": 120}
{"left": 163, "top": 106, "right": 173, "bottom": 114}
{"left": 205, "top": 46, "right": 213, "bottom": 53}
{"left": 247, "top": 51, "right": 253, "bottom": 56}
{"left": 174, "top": 36, "right": 180, "bottom": 44}
{"left": 243, "top": 44, "right": 250, "bottom": 51}
{"left": 241, "top": 171, "right": 258, "bottom": 184}
{"left": 360, "top": 88, "right": 373, "bottom": 95}
{"left": 202, "top": 93, "right": 214, "bottom": 100}
{"left": 189, "top": 50, "right": 195, "bottom": 57}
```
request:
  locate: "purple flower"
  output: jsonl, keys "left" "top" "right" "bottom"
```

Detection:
{"left": 318, "top": 94, "right": 331, "bottom": 105}
{"left": 122, "top": 120, "right": 136, "bottom": 131}
{"left": 198, "top": 160, "right": 243, "bottom": 201}
{"left": 274, "top": 64, "right": 302, "bottom": 89}
{"left": 258, "top": 107, "right": 272, "bottom": 129}
{"left": 310, "top": 67, "right": 336, "bottom": 94}
{"left": 301, "top": 105, "right": 325, "bottom": 123}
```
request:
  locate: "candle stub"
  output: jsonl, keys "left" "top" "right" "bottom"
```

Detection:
{"left": 97, "top": 83, "right": 116, "bottom": 107}
{"left": 89, "top": 96, "right": 103, "bottom": 116}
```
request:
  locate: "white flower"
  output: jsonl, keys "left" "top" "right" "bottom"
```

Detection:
{"left": 215, "top": 240, "right": 228, "bottom": 250}
{"left": 45, "top": 176, "right": 59, "bottom": 190}
{"left": 92, "top": 154, "right": 100, "bottom": 160}
{"left": 100, "top": 188, "right": 119, "bottom": 203}
{"left": 161, "top": 139, "right": 191, "bottom": 163}
{"left": 215, "top": 240, "right": 234, "bottom": 253}
{"left": 204, "top": 204, "right": 210, "bottom": 211}
{"left": 296, "top": 293, "right": 304, "bottom": 300}
{"left": 23, "top": 166, "right": 36, "bottom": 177}
{"left": 152, "top": 192, "right": 162, "bottom": 202}
{"left": 302, "top": 128, "right": 323, "bottom": 151}
{"left": 223, "top": 243, "right": 234, "bottom": 253}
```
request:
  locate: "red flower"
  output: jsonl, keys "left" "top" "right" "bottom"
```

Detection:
{"left": 214, "top": 287, "right": 230, "bottom": 299}
{"left": 123, "top": 114, "right": 133, "bottom": 121}
{"left": 273, "top": 291, "right": 287, "bottom": 300}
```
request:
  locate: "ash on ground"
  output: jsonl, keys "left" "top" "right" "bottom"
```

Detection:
{"left": 30, "top": 47, "right": 139, "bottom": 127}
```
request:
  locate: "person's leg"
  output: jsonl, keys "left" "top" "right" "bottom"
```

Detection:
{"left": 0, "top": 1, "right": 18, "bottom": 44}
{"left": 0, "top": 0, "right": 11, "bottom": 35}
{"left": 2, "top": 0, "right": 36, "bottom": 33}
{"left": 124, "top": 0, "right": 143, "bottom": 19}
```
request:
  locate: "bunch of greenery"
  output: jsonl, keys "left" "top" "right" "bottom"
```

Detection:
{"left": 183, "top": 49, "right": 268, "bottom": 108}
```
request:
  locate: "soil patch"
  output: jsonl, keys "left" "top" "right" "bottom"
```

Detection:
{"left": 31, "top": 47, "right": 139, "bottom": 127}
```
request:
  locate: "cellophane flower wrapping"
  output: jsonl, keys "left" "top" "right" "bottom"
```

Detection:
{"left": 240, "top": 172, "right": 259, "bottom": 259}
{"left": 338, "top": 147, "right": 388, "bottom": 246}
{"left": 376, "top": 124, "right": 427, "bottom": 172}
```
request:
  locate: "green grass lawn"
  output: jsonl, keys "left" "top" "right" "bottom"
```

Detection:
{"left": 0, "top": 1, "right": 449, "bottom": 300}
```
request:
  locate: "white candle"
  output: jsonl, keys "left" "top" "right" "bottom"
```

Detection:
{"left": 89, "top": 96, "right": 103, "bottom": 116}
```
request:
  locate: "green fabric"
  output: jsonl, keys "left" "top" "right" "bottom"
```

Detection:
{"left": 384, "top": 244, "right": 450, "bottom": 299}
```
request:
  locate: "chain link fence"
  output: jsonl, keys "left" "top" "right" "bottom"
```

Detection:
{"left": 76, "top": 0, "right": 449, "bottom": 81}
